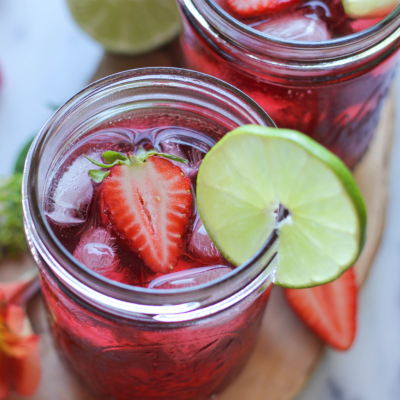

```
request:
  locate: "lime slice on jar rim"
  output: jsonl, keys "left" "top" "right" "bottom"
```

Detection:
{"left": 66, "top": 0, "right": 181, "bottom": 55}
{"left": 196, "top": 126, "right": 367, "bottom": 289}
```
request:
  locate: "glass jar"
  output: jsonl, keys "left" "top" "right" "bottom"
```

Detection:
{"left": 22, "top": 68, "right": 278, "bottom": 400}
{"left": 177, "top": 0, "right": 400, "bottom": 168}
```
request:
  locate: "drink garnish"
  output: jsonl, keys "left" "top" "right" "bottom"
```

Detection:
{"left": 86, "top": 149, "right": 192, "bottom": 273}
{"left": 196, "top": 125, "right": 367, "bottom": 288}
{"left": 285, "top": 267, "right": 357, "bottom": 350}
{"left": 342, "top": 0, "right": 399, "bottom": 18}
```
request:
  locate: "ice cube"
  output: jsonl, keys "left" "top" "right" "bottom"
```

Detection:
{"left": 148, "top": 265, "right": 233, "bottom": 289}
{"left": 74, "top": 228, "right": 119, "bottom": 272}
{"left": 189, "top": 217, "right": 223, "bottom": 264}
{"left": 47, "top": 152, "right": 102, "bottom": 224}
{"left": 73, "top": 228, "right": 132, "bottom": 283}
{"left": 156, "top": 128, "right": 214, "bottom": 181}
{"left": 159, "top": 139, "right": 203, "bottom": 180}
{"left": 254, "top": 15, "right": 331, "bottom": 41}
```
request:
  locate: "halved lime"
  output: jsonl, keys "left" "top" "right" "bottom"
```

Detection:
{"left": 342, "top": 0, "right": 398, "bottom": 19}
{"left": 67, "top": 0, "right": 181, "bottom": 55}
{"left": 196, "top": 126, "right": 367, "bottom": 288}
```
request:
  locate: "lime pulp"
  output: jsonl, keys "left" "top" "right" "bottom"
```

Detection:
{"left": 196, "top": 126, "right": 367, "bottom": 288}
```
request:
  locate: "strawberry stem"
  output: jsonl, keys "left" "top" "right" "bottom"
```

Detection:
{"left": 85, "top": 149, "right": 189, "bottom": 183}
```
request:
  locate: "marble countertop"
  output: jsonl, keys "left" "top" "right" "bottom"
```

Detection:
{"left": 1, "top": 0, "right": 399, "bottom": 399}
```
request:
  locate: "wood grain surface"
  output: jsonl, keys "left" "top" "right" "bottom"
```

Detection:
{"left": 1, "top": 42, "right": 395, "bottom": 400}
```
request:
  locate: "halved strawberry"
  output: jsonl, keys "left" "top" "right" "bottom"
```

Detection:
{"left": 226, "top": 0, "right": 300, "bottom": 17}
{"left": 284, "top": 268, "right": 357, "bottom": 351}
{"left": 99, "top": 190, "right": 110, "bottom": 228}
{"left": 86, "top": 149, "right": 192, "bottom": 273}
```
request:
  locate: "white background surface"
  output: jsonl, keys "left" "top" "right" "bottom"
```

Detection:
{"left": 1, "top": 1, "right": 399, "bottom": 399}
{"left": 0, "top": 0, "right": 102, "bottom": 175}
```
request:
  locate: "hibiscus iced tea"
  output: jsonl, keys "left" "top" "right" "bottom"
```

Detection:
{"left": 23, "top": 68, "right": 277, "bottom": 400}
{"left": 47, "top": 123, "right": 235, "bottom": 286}
{"left": 178, "top": 0, "right": 400, "bottom": 168}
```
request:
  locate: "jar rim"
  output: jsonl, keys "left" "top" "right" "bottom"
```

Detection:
{"left": 23, "top": 67, "right": 277, "bottom": 316}
{"left": 183, "top": 0, "right": 400, "bottom": 61}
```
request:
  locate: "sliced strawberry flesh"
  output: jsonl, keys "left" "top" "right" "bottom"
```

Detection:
{"left": 102, "top": 156, "right": 192, "bottom": 273}
{"left": 226, "top": 0, "right": 301, "bottom": 17}
{"left": 99, "top": 190, "right": 110, "bottom": 228}
{"left": 285, "top": 268, "right": 357, "bottom": 351}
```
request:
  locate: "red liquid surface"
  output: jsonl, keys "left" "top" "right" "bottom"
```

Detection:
{"left": 180, "top": 0, "right": 399, "bottom": 168}
{"left": 43, "top": 122, "right": 272, "bottom": 399}
{"left": 46, "top": 124, "right": 233, "bottom": 286}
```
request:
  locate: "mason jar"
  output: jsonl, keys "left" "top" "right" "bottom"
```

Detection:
{"left": 177, "top": 0, "right": 400, "bottom": 168}
{"left": 22, "top": 68, "right": 278, "bottom": 400}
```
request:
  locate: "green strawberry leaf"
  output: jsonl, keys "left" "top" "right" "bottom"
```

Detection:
{"left": 136, "top": 147, "right": 188, "bottom": 164}
{"left": 89, "top": 170, "right": 110, "bottom": 183}
{"left": 147, "top": 152, "right": 189, "bottom": 164}
{"left": 86, "top": 149, "right": 189, "bottom": 184}
{"left": 102, "top": 151, "right": 129, "bottom": 164}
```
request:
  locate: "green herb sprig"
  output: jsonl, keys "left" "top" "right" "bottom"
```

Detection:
{"left": 0, "top": 136, "right": 35, "bottom": 260}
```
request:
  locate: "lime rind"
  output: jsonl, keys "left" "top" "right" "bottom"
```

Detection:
{"left": 197, "top": 125, "right": 367, "bottom": 289}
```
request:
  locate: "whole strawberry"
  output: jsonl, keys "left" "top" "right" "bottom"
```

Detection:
{"left": 86, "top": 149, "right": 192, "bottom": 273}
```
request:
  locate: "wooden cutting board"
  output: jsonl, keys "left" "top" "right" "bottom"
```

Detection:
{"left": 2, "top": 39, "right": 395, "bottom": 400}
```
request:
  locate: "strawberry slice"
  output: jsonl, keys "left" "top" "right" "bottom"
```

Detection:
{"left": 226, "top": 0, "right": 300, "bottom": 17}
{"left": 284, "top": 268, "right": 357, "bottom": 351}
{"left": 86, "top": 149, "right": 192, "bottom": 273}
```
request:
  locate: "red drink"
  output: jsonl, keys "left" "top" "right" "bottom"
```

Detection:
{"left": 46, "top": 123, "right": 236, "bottom": 287}
{"left": 23, "top": 69, "right": 277, "bottom": 400}
{"left": 177, "top": 0, "right": 400, "bottom": 168}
